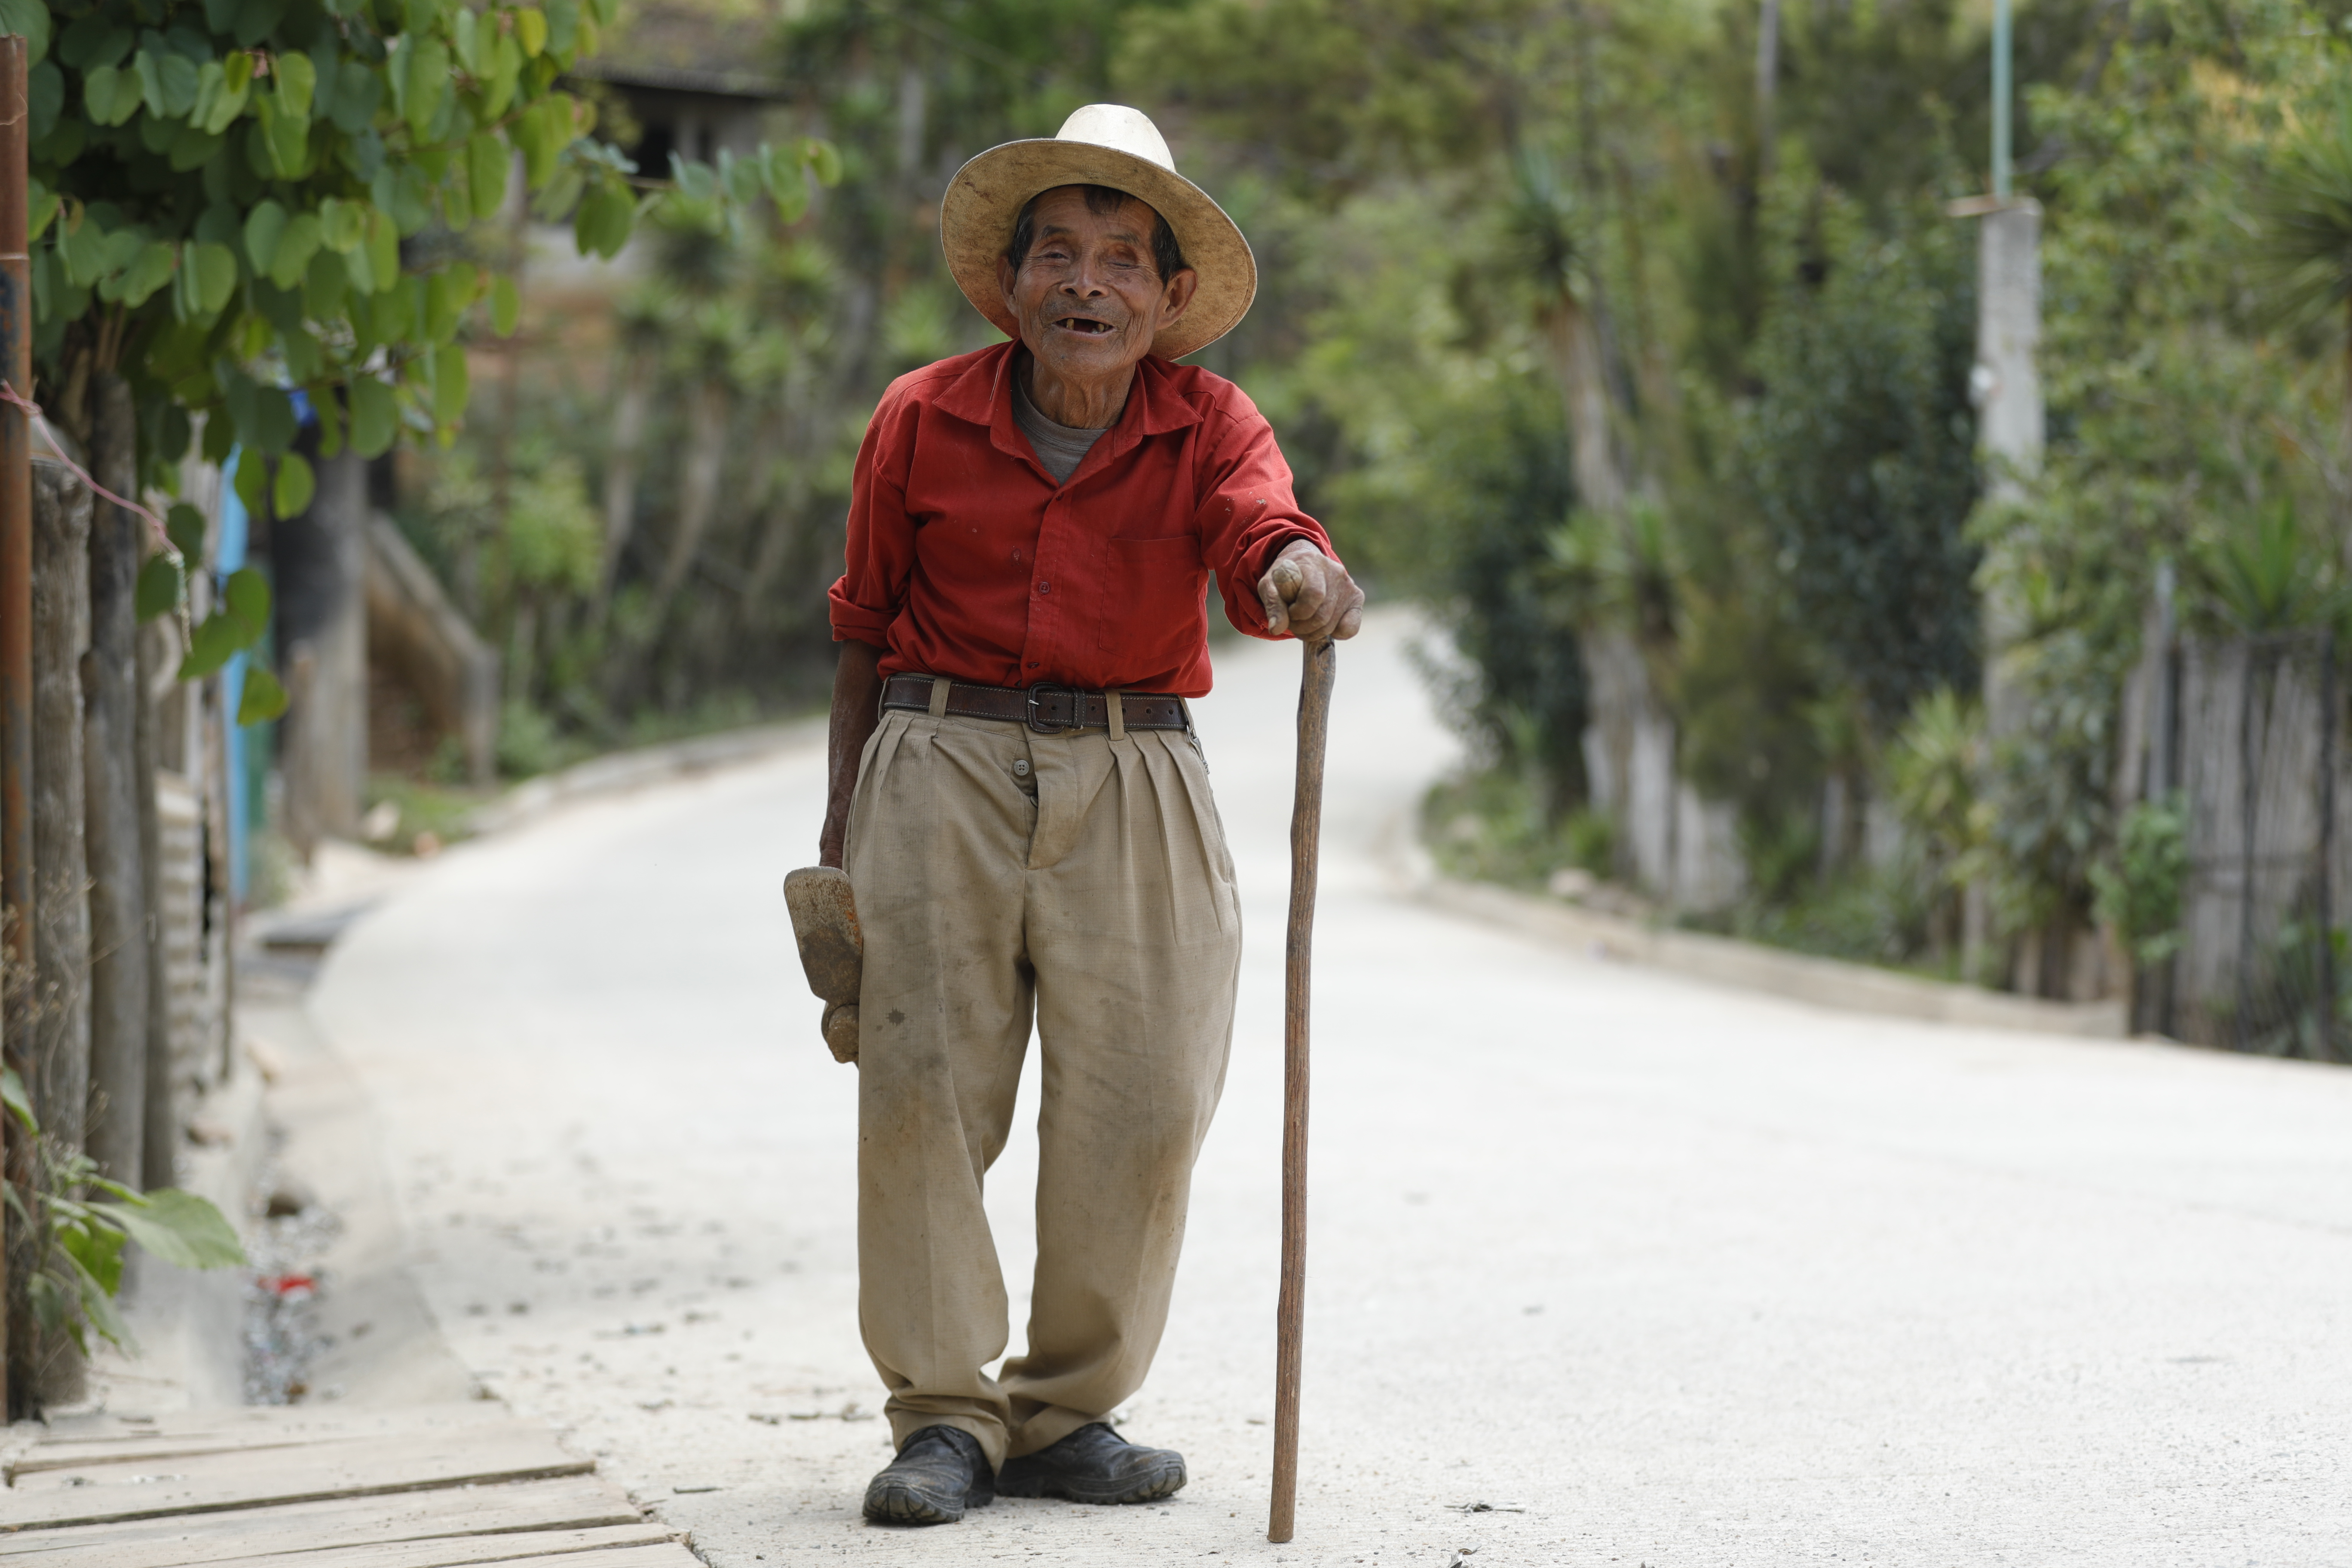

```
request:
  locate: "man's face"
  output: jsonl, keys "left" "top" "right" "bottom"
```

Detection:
{"left": 995, "top": 187, "right": 1197, "bottom": 387}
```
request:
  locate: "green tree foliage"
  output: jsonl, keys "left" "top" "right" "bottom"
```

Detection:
{"left": 28, "top": 0, "right": 835, "bottom": 696}
{"left": 37, "top": 0, "right": 633, "bottom": 476}
{"left": 2256, "top": 95, "right": 2352, "bottom": 343}
{"left": 1739, "top": 184, "right": 1981, "bottom": 733}
{"left": 1970, "top": 0, "right": 2343, "bottom": 944}
{"left": 407, "top": 179, "right": 857, "bottom": 735}
{"left": 2091, "top": 795, "right": 2188, "bottom": 965}
{"left": 1121, "top": 0, "right": 2037, "bottom": 860}
{"left": 1120, "top": 0, "right": 1551, "bottom": 196}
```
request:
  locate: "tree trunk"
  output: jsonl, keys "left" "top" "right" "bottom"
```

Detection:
{"left": 29, "top": 459, "right": 90, "bottom": 1148}
{"left": 137, "top": 618, "right": 172, "bottom": 1190}
{"left": 82, "top": 375, "right": 148, "bottom": 1189}
{"left": 595, "top": 351, "right": 656, "bottom": 621}
{"left": 645, "top": 380, "right": 731, "bottom": 633}
{"left": 29, "top": 456, "right": 91, "bottom": 1409}
{"left": 1755, "top": 0, "right": 1780, "bottom": 183}
{"left": 277, "top": 445, "right": 369, "bottom": 850}
{"left": 1538, "top": 297, "right": 1626, "bottom": 518}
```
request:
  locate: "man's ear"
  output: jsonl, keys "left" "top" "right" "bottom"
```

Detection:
{"left": 1157, "top": 266, "right": 1199, "bottom": 328}
{"left": 997, "top": 254, "right": 1019, "bottom": 312}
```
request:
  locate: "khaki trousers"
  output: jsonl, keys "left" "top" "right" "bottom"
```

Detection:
{"left": 843, "top": 701, "right": 1243, "bottom": 1468}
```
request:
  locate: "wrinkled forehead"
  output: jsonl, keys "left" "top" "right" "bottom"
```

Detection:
{"left": 1028, "top": 183, "right": 1164, "bottom": 237}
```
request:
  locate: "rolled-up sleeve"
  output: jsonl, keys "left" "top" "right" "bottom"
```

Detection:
{"left": 827, "top": 383, "right": 922, "bottom": 647}
{"left": 1191, "top": 399, "right": 1338, "bottom": 640}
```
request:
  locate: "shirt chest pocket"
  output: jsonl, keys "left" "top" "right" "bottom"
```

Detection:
{"left": 1105, "top": 534, "right": 1208, "bottom": 673}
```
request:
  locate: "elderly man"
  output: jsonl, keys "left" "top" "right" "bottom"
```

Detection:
{"left": 818, "top": 104, "right": 1364, "bottom": 1527}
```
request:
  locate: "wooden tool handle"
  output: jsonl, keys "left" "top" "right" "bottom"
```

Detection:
{"left": 1269, "top": 634, "right": 1336, "bottom": 1544}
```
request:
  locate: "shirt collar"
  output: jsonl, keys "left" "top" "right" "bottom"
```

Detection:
{"left": 934, "top": 341, "right": 1207, "bottom": 458}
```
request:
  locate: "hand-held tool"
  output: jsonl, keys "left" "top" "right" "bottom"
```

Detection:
{"left": 1266, "top": 556, "right": 1336, "bottom": 1544}
{"left": 783, "top": 866, "right": 864, "bottom": 1064}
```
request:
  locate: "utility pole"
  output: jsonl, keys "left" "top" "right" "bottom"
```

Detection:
{"left": 1953, "top": 0, "right": 2046, "bottom": 987}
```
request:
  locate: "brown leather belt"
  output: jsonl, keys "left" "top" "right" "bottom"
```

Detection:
{"left": 881, "top": 674, "right": 1190, "bottom": 734}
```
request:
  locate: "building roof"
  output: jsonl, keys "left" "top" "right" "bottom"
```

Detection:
{"left": 571, "top": 0, "right": 792, "bottom": 101}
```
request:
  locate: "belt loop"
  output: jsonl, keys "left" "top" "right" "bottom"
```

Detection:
{"left": 928, "top": 676, "right": 952, "bottom": 718}
{"left": 1106, "top": 688, "right": 1126, "bottom": 742}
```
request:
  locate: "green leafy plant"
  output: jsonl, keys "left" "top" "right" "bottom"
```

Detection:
{"left": 1546, "top": 498, "right": 1683, "bottom": 651}
{"left": 2255, "top": 93, "right": 2352, "bottom": 414}
{"left": 2090, "top": 795, "right": 2188, "bottom": 966}
{"left": 1738, "top": 186, "right": 1981, "bottom": 737}
{"left": 0, "top": 1067, "right": 246, "bottom": 1355}
{"left": 1886, "top": 689, "right": 1980, "bottom": 867}
{"left": 2196, "top": 496, "right": 2351, "bottom": 636}
{"left": 1884, "top": 686, "right": 1982, "bottom": 954}
{"left": 28, "top": 0, "right": 840, "bottom": 718}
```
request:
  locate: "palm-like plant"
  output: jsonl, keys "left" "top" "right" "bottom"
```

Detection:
{"left": 2201, "top": 496, "right": 2351, "bottom": 635}
{"left": 2257, "top": 100, "right": 2352, "bottom": 445}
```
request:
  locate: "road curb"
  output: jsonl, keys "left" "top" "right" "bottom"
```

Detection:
{"left": 1409, "top": 868, "right": 2127, "bottom": 1039}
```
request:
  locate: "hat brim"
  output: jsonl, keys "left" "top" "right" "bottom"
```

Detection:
{"left": 940, "top": 139, "right": 1256, "bottom": 363}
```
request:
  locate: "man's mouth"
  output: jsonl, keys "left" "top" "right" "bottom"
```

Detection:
{"left": 1054, "top": 316, "right": 1117, "bottom": 336}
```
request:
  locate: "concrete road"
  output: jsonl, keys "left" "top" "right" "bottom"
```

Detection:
{"left": 312, "top": 611, "right": 2352, "bottom": 1566}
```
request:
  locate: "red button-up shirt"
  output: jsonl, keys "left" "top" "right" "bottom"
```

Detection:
{"left": 827, "top": 341, "right": 1335, "bottom": 696}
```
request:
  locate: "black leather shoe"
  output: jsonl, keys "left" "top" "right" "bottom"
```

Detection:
{"left": 862, "top": 1425, "right": 995, "bottom": 1525}
{"left": 995, "top": 1422, "right": 1187, "bottom": 1504}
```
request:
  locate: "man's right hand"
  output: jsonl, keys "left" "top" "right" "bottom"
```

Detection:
{"left": 821, "top": 640, "right": 886, "bottom": 867}
{"left": 1257, "top": 539, "right": 1365, "bottom": 644}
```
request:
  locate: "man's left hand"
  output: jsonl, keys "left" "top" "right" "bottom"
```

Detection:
{"left": 1257, "top": 540, "right": 1366, "bottom": 643}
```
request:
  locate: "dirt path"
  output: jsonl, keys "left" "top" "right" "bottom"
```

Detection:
{"left": 311, "top": 610, "right": 2352, "bottom": 1566}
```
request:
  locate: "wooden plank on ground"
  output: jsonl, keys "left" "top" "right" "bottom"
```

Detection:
{"left": 160, "top": 1522, "right": 680, "bottom": 1568}
{"left": 476, "top": 1550, "right": 699, "bottom": 1568}
{"left": 11, "top": 1406, "right": 514, "bottom": 1479}
{"left": 0, "top": 1475, "right": 643, "bottom": 1565}
{"left": 0, "top": 1422, "right": 593, "bottom": 1531}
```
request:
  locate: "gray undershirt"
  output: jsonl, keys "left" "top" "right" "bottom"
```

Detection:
{"left": 1013, "top": 369, "right": 1110, "bottom": 484}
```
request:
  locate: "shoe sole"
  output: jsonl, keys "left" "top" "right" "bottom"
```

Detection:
{"left": 995, "top": 1458, "right": 1186, "bottom": 1506}
{"left": 862, "top": 1479, "right": 994, "bottom": 1525}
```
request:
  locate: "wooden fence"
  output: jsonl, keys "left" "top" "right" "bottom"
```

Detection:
{"left": 2144, "top": 629, "right": 2344, "bottom": 1061}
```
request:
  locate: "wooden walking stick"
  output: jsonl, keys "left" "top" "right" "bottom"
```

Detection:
{"left": 1267, "top": 560, "right": 1336, "bottom": 1544}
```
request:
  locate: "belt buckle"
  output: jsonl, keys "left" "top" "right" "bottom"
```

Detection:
{"left": 1026, "top": 683, "right": 1079, "bottom": 734}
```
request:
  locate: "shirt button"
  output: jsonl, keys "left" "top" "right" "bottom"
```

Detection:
{"left": 1012, "top": 759, "right": 1031, "bottom": 778}
{"left": 1035, "top": 580, "right": 1050, "bottom": 595}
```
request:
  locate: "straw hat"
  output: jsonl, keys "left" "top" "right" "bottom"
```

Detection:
{"left": 940, "top": 104, "right": 1256, "bottom": 362}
